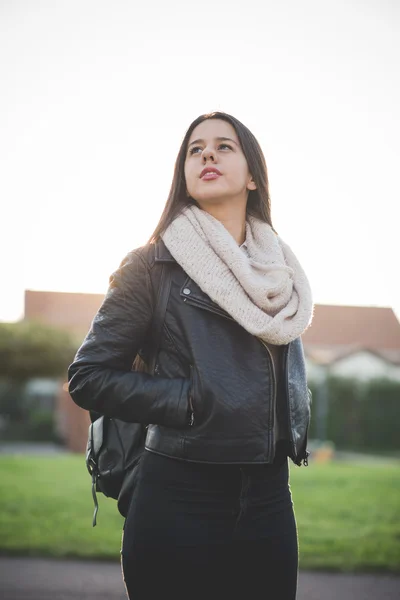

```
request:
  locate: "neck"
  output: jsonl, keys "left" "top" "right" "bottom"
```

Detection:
{"left": 198, "top": 202, "right": 247, "bottom": 246}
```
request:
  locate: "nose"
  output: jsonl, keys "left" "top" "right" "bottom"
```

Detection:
{"left": 202, "top": 146, "right": 215, "bottom": 163}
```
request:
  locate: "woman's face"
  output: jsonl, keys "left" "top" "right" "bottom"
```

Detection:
{"left": 184, "top": 119, "right": 256, "bottom": 209}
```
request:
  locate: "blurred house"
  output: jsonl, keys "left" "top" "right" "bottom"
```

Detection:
{"left": 302, "top": 305, "right": 400, "bottom": 382}
{"left": 24, "top": 290, "right": 400, "bottom": 451}
{"left": 25, "top": 290, "right": 104, "bottom": 338}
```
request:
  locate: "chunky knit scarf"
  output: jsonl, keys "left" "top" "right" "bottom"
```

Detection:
{"left": 162, "top": 205, "right": 313, "bottom": 345}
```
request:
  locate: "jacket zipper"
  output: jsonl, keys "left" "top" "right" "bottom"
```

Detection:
{"left": 282, "top": 345, "right": 309, "bottom": 466}
{"left": 188, "top": 365, "right": 195, "bottom": 426}
{"left": 258, "top": 339, "right": 276, "bottom": 461}
{"left": 282, "top": 345, "right": 296, "bottom": 459}
{"left": 182, "top": 294, "right": 234, "bottom": 322}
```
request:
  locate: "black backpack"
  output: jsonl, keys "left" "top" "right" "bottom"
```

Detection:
{"left": 85, "top": 263, "right": 172, "bottom": 526}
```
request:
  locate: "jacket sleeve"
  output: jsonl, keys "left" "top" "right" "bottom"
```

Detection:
{"left": 67, "top": 249, "right": 190, "bottom": 428}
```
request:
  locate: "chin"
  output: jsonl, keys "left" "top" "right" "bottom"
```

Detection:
{"left": 192, "top": 193, "right": 228, "bottom": 205}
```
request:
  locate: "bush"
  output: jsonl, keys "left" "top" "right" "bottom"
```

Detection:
{"left": 308, "top": 376, "right": 400, "bottom": 452}
{"left": 362, "top": 379, "right": 400, "bottom": 451}
{"left": 0, "top": 320, "right": 78, "bottom": 381}
{"left": 0, "top": 320, "right": 78, "bottom": 443}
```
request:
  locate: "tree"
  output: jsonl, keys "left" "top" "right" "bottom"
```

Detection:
{"left": 0, "top": 320, "right": 78, "bottom": 381}
{"left": 0, "top": 320, "right": 79, "bottom": 441}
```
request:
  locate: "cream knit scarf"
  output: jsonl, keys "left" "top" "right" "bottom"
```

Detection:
{"left": 162, "top": 205, "right": 313, "bottom": 345}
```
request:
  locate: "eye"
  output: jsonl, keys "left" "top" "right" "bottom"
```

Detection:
{"left": 218, "top": 143, "right": 233, "bottom": 151}
{"left": 189, "top": 146, "right": 202, "bottom": 155}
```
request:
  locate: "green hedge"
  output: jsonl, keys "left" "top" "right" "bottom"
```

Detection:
{"left": 0, "top": 320, "right": 78, "bottom": 381}
{"left": 308, "top": 376, "right": 400, "bottom": 452}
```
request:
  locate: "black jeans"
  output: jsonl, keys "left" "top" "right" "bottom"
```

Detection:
{"left": 121, "top": 449, "right": 298, "bottom": 600}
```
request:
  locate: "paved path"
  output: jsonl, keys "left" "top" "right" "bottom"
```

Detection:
{"left": 1, "top": 557, "right": 399, "bottom": 599}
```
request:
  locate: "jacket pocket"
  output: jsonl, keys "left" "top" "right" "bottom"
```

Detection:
{"left": 189, "top": 364, "right": 200, "bottom": 427}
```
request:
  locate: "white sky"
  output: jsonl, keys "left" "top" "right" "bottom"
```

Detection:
{"left": 1, "top": 0, "right": 399, "bottom": 322}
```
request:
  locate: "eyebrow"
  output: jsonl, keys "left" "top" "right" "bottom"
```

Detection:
{"left": 188, "top": 136, "right": 238, "bottom": 147}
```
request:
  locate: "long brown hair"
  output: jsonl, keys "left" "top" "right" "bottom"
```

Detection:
{"left": 149, "top": 111, "right": 274, "bottom": 242}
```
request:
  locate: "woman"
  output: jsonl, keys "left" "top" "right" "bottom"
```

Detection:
{"left": 68, "top": 112, "right": 313, "bottom": 599}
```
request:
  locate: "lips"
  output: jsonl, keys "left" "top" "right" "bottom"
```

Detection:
{"left": 200, "top": 166, "right": 222, "bottom": 179}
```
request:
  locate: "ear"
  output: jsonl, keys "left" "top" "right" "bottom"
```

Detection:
{"left": 247, "top": 176, "right": 257, "bottom": 191}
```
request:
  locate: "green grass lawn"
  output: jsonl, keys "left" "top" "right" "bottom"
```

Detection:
{"left": 0, "top": 454, "right": 399, "bottom": 572}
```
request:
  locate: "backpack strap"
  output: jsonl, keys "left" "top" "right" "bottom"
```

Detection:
{"left": 148, "top": 262, "right": 172, "bottom": 374}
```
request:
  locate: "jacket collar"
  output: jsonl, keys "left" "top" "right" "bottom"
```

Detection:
{"left": 154, "top": 239, "right": 176, "bottom": 263}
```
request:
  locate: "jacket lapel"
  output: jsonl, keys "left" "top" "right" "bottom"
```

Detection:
{"left": 180, "top": 276, "right": 234, "bottom": 322}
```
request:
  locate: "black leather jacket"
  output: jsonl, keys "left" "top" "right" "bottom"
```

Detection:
{"left": 68, "top": 240, "right": 311, "bottom": 466}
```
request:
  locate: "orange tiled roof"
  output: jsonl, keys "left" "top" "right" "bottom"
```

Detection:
{"left": 303, "top": 304, "right": 400, "bottom": 350}
{"left": 302, "top": 304, "right": 400, "bottom": 365}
